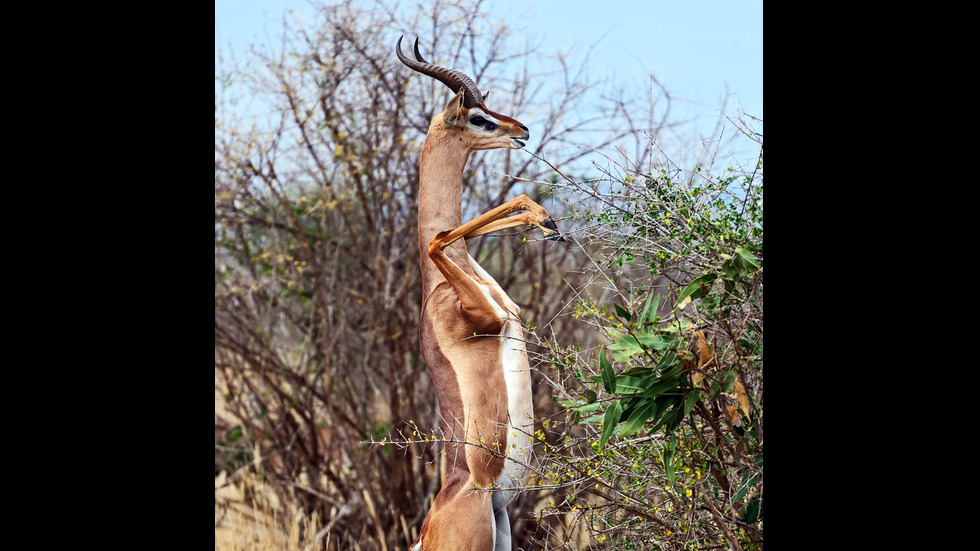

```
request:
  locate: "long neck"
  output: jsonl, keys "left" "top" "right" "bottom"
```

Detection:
{"left": 418, "top": 132, "right": 472, "bottom": 299}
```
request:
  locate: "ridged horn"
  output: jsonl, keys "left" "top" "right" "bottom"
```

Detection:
{"left": 396, "top": 36, "right": 484, "bottom": 108}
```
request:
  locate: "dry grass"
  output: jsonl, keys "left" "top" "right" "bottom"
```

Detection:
{"left": 215, "top": 366, "right": 318, "bottom": 551}
{"left": 215, "top": 479, "right": 324, "bottom": 551}
{"left": 215, "top": 390, "right": 324, "bottom": 551}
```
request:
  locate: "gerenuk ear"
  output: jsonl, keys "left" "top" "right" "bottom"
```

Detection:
{"left": 441, "top": 88, "right": 466, "bottom": 127}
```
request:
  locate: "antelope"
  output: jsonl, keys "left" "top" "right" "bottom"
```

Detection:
{"left": 397, "top": 36, "right": 561, "bottom": 551}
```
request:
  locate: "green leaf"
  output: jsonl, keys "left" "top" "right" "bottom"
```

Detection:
{"left": 733, "top": 469, "right": 759, "bottom": 503}
{"left": 656, "top": 351, "right": 680, "bottom": 372}
{"left": 661, "top": 317, "right": 692, "bottom": 335}
{"left": 648, "top": 396, "right": 668, "bottom": 424}
{"left": 599, "top": 349, "right": 616, "bottom": 394}
{"left": 620, "top": 399, "right": 656, "bottom": 437}
{"left": 737, "top": 338, "right": 758, "bottom": 353}
{"left": 613, "top": 375, "right": 646, "bottom": 394}
{"left": 650, "top": 397, "right": 681, "bottom": 433}
{"left": 614, "top": 302, "right": 632, "bottom": 321}
{"left": 638, "top": 379, "right": 678, "bottom": 398}
{"left": 610, "top": 351, "right": 631, "bottom": 363}
{"left": 663, "top": 434, "right": 677, "bottom": 486}
{"left": 599, "top": 401, "right": 623, "bottom": 449}
{"left": 635, "top": 333, "right": 672, "bottom": 351}
{"left": 620, "top": 396, "right": 643, "bottom": 414}
{"left": 618, "top": 366, "right": 654, "bottom": 378}
{"left": 640, "top": 293, "right": 662, "bottom": 324}
{"left": 610, "top": 336, "right": 643, "bottom": 362}
{"left": 735, "top": 247, "right": 760, "bottom": 270}
{"left": 743, "top": 497, "right": 763, "bottom": 523}
{"left": 722, "top": 370, "right": 738, "bottom": 392}
{"left": 676, "top": 273, "right": 718, "bottom": 308}
{"left": 225, "top": 426, "right": 243, "bottom": 442}
{"left": 708, "top": 380, "right": 722, "bottom": 400}
{"left": 609, "top": 334, "right": 643, "bottom": 360}
{"left": 721, "top": 260, "right": 739, "bottom": 280}
{"left": 658, "top": 408, "right": 683, "bottom": 433}
{"left": 659, "top": 360, "right": 685, "bottom": 381}
{"left": 683, "top": 388, "right": 700, "bottom": 417}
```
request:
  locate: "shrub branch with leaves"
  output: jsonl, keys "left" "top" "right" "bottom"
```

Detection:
{"left": 525, "top": 120, "right": 762, "bottom": 550}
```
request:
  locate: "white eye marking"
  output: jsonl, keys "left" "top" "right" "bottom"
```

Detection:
{"left": 468, "top": 110, "right": 498, "bottom": 131}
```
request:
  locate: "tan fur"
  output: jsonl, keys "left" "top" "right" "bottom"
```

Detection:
{"left": 410, "top": 85, "right": 555, "bottom": 551}
{"left": 419, "top": 488, "right": 495, "bottom": 551}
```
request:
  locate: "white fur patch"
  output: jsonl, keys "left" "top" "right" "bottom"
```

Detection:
{"left": 467, "top": 255, "right": 533, "bottom": 505}
{"left": 466, "top": 108, "right": 503, "bottom": 131}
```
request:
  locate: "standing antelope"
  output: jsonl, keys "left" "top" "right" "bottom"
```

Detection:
{"left": 397, "top": 37, "right": 561, "bottom": 551}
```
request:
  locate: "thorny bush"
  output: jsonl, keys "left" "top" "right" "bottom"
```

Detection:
{"left": 524, "top": 115, "right": 763, "bottom": 550}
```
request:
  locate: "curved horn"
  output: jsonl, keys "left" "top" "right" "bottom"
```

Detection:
{"left": 396, "top": 36, "right": 484, "bottom": 108}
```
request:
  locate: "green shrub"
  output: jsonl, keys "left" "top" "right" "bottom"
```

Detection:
{"left": 531, "top": 125, "right": 763, "bottom": 550}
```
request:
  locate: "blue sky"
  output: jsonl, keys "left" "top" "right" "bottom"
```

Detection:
{"left": 216, "top": 0, "right": 762, "bottom": 153}
{"left": 489, "top": 1, "right": 762, "bottom": 119}
{"left": 216, "top": 1, "right": 761, "bottom": 113}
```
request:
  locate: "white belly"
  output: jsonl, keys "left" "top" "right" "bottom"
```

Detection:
{"left": 467, "top": 255, "right": 534, "bottom": 498}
